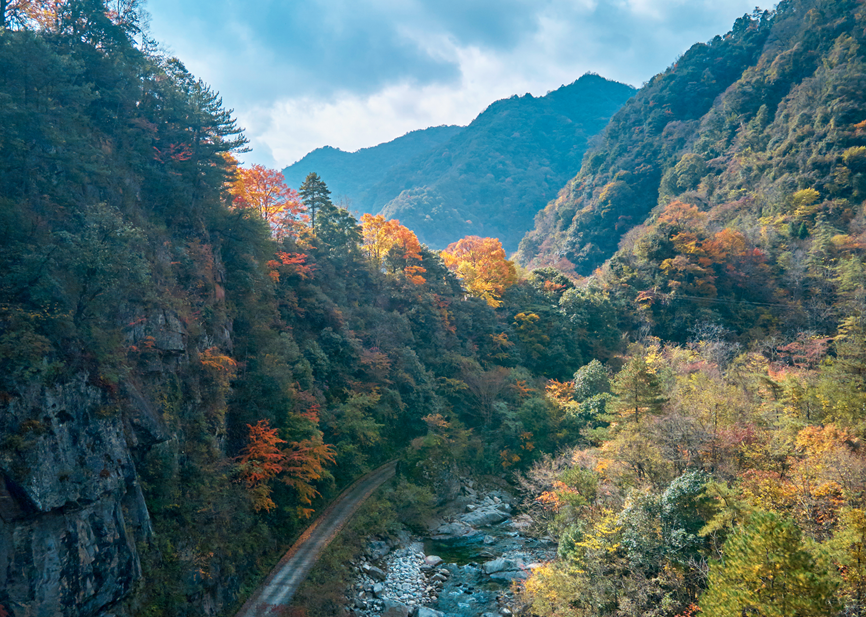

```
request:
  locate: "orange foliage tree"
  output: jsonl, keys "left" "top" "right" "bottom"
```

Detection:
{"left": 653, "top": 201, "right": 768, "bottom": 298}
{"left": 266, "top": 251, "right": 315, "bottom": 283}
{"left": 359, "top": 214, "right": 426, "bottom": 284}
{"left": 236, "top": 419, "right": 336, "bottom": 515}
{"left": 236, "top": 419, "right": 288, "bottom": 512}
{"left": 2, "top": 0, "right": 141, "bottom": 32}
{"left": 441, "top": 236, "right": 517, "bottom": 307}
{"left": 229, "top": 164, "right": 306, "bottom": 239}
{"left": 280, "top": 436, "right": 336, "bottom": 518}
{"left": 2, "top": 0, "right": 68, "bottom": 30}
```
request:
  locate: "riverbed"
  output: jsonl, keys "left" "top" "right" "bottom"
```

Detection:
{"left": 342, "top": 482, "right": 555, "bottom": 617}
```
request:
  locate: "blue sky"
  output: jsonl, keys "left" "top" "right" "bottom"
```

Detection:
{"left": 145, "top": 0, "right": 768, "bottom": 167}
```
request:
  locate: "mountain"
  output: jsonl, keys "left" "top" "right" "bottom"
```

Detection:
{"left": 370, "top": 74, "right": 637, "bottom": 252}
{"left": 0, "top": 8, "right": 597, "bottom": 616}
{"left": 517, "top": 0, "right": 866, "bottom": 280}
{"left": 282, "top": 125, "right": 464, "bottom": 205}
{"left": 513, "top": 4, "right": 866, "bottom": 615}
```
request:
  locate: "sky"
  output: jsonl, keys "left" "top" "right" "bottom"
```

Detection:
{"left": 144, "top": 0, "right": 768, "bottom": 168}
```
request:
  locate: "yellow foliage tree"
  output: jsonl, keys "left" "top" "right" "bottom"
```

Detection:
{"left": 228, "top": 164, "right": 306, "bottom": 238}
{"left": 359, "top": 214, "right": 426, "bottom": 284}
{"left": 441, "top": 236, "right": 517, "bottom": 307}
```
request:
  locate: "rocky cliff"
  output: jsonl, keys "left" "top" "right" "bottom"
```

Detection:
{"left": 1, "top": 376, "right": 150, "bottom": 616}
{"left": 0, "top": 304, "right": 230, "bottom": 616}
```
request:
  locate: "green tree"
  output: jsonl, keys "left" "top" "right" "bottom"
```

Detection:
{"left": 316, "top": 202, "right": 361, "bottom": 258}
{"left": 828, "top": 509, "right": 866, "bottom": 617}
{"left": 573, "top": 359, "right": 611, "bottom": 402}
{"left": 610, "top": 354, "right": 664, "bottom": 423}
{"left": 700, "top": 510, "right": 839, "bottom": 617}
{"left": 299, "top": 172, "right": 332, "bottom": 232}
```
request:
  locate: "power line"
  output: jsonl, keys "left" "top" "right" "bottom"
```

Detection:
{"left": 643, "top": 292, "right": 793, "bottom": 308}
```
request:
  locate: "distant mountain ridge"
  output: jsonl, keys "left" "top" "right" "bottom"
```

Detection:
{"left": 284, "top": 74, "right": 636, "bottom": 252}
{"left": 375, "top": 74, "right": 637, "bottom": 252}
{"left": 282, "top": 125, "right": 464, "bottom": 206}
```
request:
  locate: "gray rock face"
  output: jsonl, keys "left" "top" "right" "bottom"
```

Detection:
{"left": 2, "top": 496, "right": 141, "bottom": 615}
{"left": 432, "top": 521, "right": 476, "bottom": 539}
{"left": 151, "top": 309, "right": 186, "bottom": 352}
{"left": 0, "top": 379, "right": 133, "bottom": 511}
{"left": 416, "top": 608, "right": 445, "bottom": 617}
{"left": 461, "top": 509, "right": 509, "bottom": 527}
{"left": 381, "top": 600, "right": 410, "bottom": 617}
{"left": 483, "top": 557, "right": 519, "bottom": 574}
{"left": 363, "top": 564, "right": 387, "bottom": 581}
{"left": 0, "top": 375, "right": 157, "bottom": 616}
{"left": 368, "top": 540, "right": 392, "bottom": 560}
{"left": 482, "top": 557, "right": 528, "bottom": 580}
{"left": 508, "top": 514, "right": 533, "bottom": 530}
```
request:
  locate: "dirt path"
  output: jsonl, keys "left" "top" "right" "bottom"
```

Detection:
{"left": 235, "top": 460, "right": 398, "bottom": 617}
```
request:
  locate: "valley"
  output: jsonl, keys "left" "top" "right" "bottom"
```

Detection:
{"left": 1, "top": 1, "right": 866, "bottom": 617}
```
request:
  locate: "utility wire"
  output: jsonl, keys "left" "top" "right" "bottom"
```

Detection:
{"left": 645, "top": 292, "right": 795, "bottom": 308}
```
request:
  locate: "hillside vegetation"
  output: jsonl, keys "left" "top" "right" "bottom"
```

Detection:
{"left": 281, "top": 125, "right": 464, "bottom": 207}
{"left": 286, "top": 75, "right": 635, "bottom": 253}
{"left": 374, "top": 75, "right": 636, "bottom": 252}
{"left": 518, "top": 0, "right": 865, "bottom": 281}
{"left": 0, "top": 5, "right": 619, "bottom": 615}
{"left": 3, "top": 1, "right": 866, "bottom": 617}
{"left": 512, "top": 2, "right": 866, "bottom": 616}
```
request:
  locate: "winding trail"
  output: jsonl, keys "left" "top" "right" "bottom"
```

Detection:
{"left": 235, "top": 460, "right": 398, "bottom": 617}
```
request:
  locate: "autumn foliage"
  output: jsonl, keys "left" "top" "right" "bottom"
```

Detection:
{"left": 441, "top": 236, "right": 517, "bottom": 306}
{"left": 3, "top": 0, "right": 88, "bottom": 30}
{"left": 266, "top": 251, "right": 315, "bottom": 282}
{"left": 360, "top": 213, "right": 426, "bottom": 284}
{"left": 229, "top": 164, "right": 306, "bottom": 238}
{"left": 237, "top": 419, "right": 335, "bottom": 515}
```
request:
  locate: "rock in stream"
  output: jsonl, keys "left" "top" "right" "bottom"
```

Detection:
{"left": 341, "top": 481, "right": 554, "bottom": 617}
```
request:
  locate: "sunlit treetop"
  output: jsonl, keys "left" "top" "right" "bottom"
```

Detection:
{"left": 360, "top": 213, "right": 426, "bottom": 285}
{"left": 228, "top": 162, "right": 306, "bottom": 239}
{"left": 441, "top": 235, "right": 517, "bottom": 307}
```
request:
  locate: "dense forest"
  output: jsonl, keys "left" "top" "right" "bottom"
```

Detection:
{"left": 0, "top": 3, "right": 611, "bottom": 615}
{"left": 518, "top": 0, "right": 866, "bottom": 281}
{"left": 2, "top": 0, "right": 866, "bottom": 617}
{"left": 512, "top": 1, "right": 866, "bottom": 616}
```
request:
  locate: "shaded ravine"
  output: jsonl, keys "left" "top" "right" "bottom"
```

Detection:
{"left": 235, "top": 460, "right": 398, "bottom": 617}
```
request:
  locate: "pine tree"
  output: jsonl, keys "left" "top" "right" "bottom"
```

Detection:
{"left": 700, "top": 510, "right": 839, "bottom": 617}
{"left": 298, "top": 172, "right": 332, "bottom": 232}
{"left": 610, "top": 355, "right": 664, "bottom": 423}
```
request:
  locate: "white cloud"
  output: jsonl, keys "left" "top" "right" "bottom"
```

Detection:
{"left": 156, "top": 0, "right": 768, "bottom": 168}
{"left": 250, "top": 54, "right": 523, "bottom": 167}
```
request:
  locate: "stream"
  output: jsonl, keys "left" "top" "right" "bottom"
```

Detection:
{"left": 341, "top": 483, "right": 556, "bottom": 617}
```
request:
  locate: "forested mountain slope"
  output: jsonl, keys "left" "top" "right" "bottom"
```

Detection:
{"left": 281, "top": 125, "right": 464, "bottom": 206}
{"left": 511, "top": 6, "right": 866, "bottom": 616}
{"left": 0, "top": 5, "right": 615, "bottom": 616}
{"left": 4, "top": 1, "right": 866, "bottom": 617}
{"left": 518, "top": 0, "right": 866, "bottom": 281}
{"left": 373, "top": 75, "right": 637, "bottom": 252}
